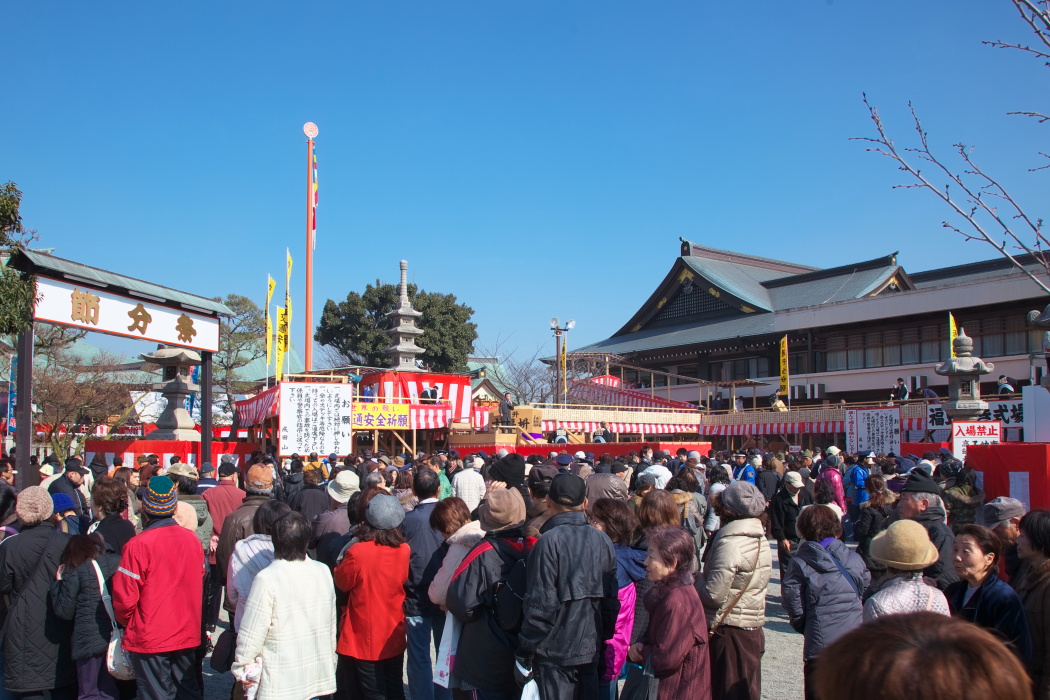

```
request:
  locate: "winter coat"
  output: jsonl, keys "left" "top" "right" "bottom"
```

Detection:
{"left": 113, "top": 518, "right": 205, "bottom": 654}
{"left": 670, "top": 490, "right": 706, "bottom": 556}
{"left": 911, "top": 506, "right": 959, "bottom": 590}
{"left": 845, "top": 464, "right": 870, "bottom": 505}
{"left": 49, "top": 550, "right": 121, "bottom": 660}
{"left": 586, "top": 473, "right": 629, "bottom": 509}
{"left": 226, "top": 534, "right": 275, "bottom": 632}
{"left": 781, "top": 539, "right": 869, "bottom": 660}
{"left": 49, "top": 474, "right": 86, "bottom": 517}
{"left": 216, "top": 494, "right": 271, "bottom": 586}
{"left": 451, "top": 469, "right": 485, "bottom": 513}
{"left": 639, "top": 578, "right": 711, "bottom": 700}
{"left": 947, "top": 571, "right": 1032, "bottom": 665}
{"left": 0, "top": 522, "right": 74, "bottom": 692}
{"left": 943, "top": 484, "right": 984, "bottom": 528}
{"left": 333, "top": 540, "right": 410, "bottom": 661}
{"left": 755, "top": 469, "right": 779, "bottom": 503}
{"left": 92, "top": 513, "right": 136, "bottom": 554}
{"left": 311, "top": 508, "right": 350, "bottom": 552}
{"left": 518, "top": 511, "right": 620, "bottom": 666}
{"left": 282, "top": 472, "right": 305, "bottom": 505}
{"left": 428, "top": 520, "right": 485, "bottom": 608}
{"left": 291, "top": 485, "right": 329, "bottom": 524}
{"left": 769, "top": 487, "right": 812, "bottom": 543}
{"left": 817, "top": 467, "right": 845, "bottom": 511}
{"left": 854, "top": 502, "right": 892, "bottom": 572}
{"left": 696, "top": 517, "right": 772, "bottom": 630}
{"left": 402, "top": 500, "right": 446, "bottom": 617}
{"left": 1016, "top": 559, "right": 1050, "bottom": 698}
{"left": 704, "top": 482, "right": 727, "bottom": 534}
{"left": 447, "top": 530, "right": 537, "bottom": 691}
{"left": 233, "top": 558, "right": 337, "bottom": 700}
{"left": 176, "top": 495, "right": 212, "bottom": 554}
{"left": 603, "top": 543, "right": 647, "bottom": 682}
{"left": 641, "top": 464, "right": 672, "bottom": 490}
{"left": 864, "top": 571, "right": 950, "bottom": 620}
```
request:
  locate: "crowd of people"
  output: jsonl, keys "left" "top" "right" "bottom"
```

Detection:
{"left": 0, "top": 443, "right": 1044, "bottom": 700}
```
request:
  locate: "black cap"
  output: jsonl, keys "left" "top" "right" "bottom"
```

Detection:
{"left": 218, "top": 462, "right": 238, "bottom": 477}
{"left": 64, "top": 457, "right": 87, "bottom": 474}
{"left": 549, "top": 473, "right": 586, "bottom": 507}
{"left": 490, "top": 453, "right": 526, "bottom": 487}
{"left": 901, "top": 470, "right": 940, "bottom": 494}
{"left": 611, "top": 462, "right": 629, "bottom": 475}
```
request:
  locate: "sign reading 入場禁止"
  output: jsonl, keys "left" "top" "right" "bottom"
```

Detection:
{"left": 33, "top": 276, "right": 220, "bottom": 352}
{"left": 351, "top": 402, "right": 411, "bottom": 430}
{"left": 279, "top": 383, "right": 354, "bottom": 457}
{"left": 845, "top": 407, "right": 902, "bottom": 456}
{"left": 927, "top": 402, "right": 1025, "bottom": 430}
{"left": 951, "top": 420, "right": 1002, "bottom": 462}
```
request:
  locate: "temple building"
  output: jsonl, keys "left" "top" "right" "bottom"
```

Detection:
{"left": 574, "top": 238, "right": 1048, "bottom": 406}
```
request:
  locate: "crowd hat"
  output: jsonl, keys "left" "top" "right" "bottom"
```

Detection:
{"left": 218, "top": 462, "right": 238, "bottom": 477}
{"left": 549, "top": 473, "right": 586, "bottom": 507}
{"left": 869, "top": 519, "right": 939, "bottom": 571}
{"left": 555, "top": 454, "right": 573, "bottom": 467}
{"left": 327, "top": 470, "right": 360, "bottom": 503}
{"left": 65, "top": 457, "right": 87, "bottom": 475}
{"left": 826, "top": 446, "right": 841, "bottom": 456}
{"left": 245, "top": 464, "right": 274, "bottom": 489}
{"left": 721, "top": 481, "right": 766, "bottom": 518}
{"left": 51, "top": 492, "right": 77, "bottom": 514}
{"left": 785, "top": 471, "right": 804, "bottom": 489}
{"left": 981, "top": 497, "right": 1027, "bottom": 530}
{"left": 16, "top": 486, "right": 53, "bottom": 526}
{"left": 167, "top": 462, "right": 199, "bottom": 479}
{"left": 490, "top": 453, "right": 526, "bottom": 486}
{"left": 200, "top": 462, "right": 216, "bottom": 475}
{"left": 479, "top": 488, "right": 526, "bottom": 532}
{"left": 141, "top": 476, "right": 178, "bottom": 518}
{"left": 366, "top": 494, "right": 405, "bottom": 530}
{"left": 901, "top": 470, "right": 940, "bottom": 494}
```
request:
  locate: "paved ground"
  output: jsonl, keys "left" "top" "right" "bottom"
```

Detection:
{"left": 203, "top": 541, "right": 805, "bottom": 700}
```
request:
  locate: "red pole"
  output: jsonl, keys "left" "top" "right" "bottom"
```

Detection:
{"left": 305, "top": 137, "right": 314, "bottom": 371}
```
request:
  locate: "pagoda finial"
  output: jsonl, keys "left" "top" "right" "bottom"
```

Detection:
{"left": 400, "top": 260, "right": 409, "bottom": 304}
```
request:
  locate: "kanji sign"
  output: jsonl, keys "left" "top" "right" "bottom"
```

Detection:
{"left": 928, "top": 402, "right": 1025, "bottom": 430}
{"left": 351, "top": 402, "right": 411, "bottom": 430}
{"left": 952, "top": 420, "right": 1002, "bottom": 462}
{"left": 279, "top": 383, "right": 354, "bottom": 457}
{"left": 845, "top": 407, "right": 902, "bottom": 456}
{"left": 34, "top": 276, "right": 219, "bottom": 352}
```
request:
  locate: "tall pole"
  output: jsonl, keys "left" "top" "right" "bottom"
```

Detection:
{"left": 305, "top": 135, "right": 315, "bottom": 371}
{"left": 554, "top": 331, "right": 561, "bottom": 406}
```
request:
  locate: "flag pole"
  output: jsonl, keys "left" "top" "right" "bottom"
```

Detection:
{"left": 303, "top": 122, "right": 318, "bottom": 371}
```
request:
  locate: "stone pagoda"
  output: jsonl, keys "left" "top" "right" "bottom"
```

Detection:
{"left": 141, "top": 346, "right": 202, "bottom": 441}
{"left": 385, "top": 260, "right": 424, "bottom": 371}
{"left": 934, "top": 329, "right": 994, "bottom": 421}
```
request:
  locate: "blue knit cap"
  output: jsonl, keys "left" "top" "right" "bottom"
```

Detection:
{"left": 141, "top": 476, "right": 178, "bottom": 517}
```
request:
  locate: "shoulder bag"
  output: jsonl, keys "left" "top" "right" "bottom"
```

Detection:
{"left": 91, "top": 561, "right": 135, "bottom": 681}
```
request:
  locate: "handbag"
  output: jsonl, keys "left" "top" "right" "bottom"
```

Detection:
{"left": 434, "top": 610, "right": 462, "bottom": 688}
{"left": 210, "top": 629, "right": 237, "bottom": 673}
{"left": 620, "top": 657, "right": 659, "bottom": 700}
{"left": 92, "top": 561, "right": 135, "bottom": 681}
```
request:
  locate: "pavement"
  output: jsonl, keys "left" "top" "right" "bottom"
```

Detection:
{"left": 203, "top": 541, "right": 805, "bottom": 700}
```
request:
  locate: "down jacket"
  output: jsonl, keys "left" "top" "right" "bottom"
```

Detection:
{"left": 781, "top": 539, "right": 869, "bottom": 660}
{"left": 428, "top": 520, "right": 485, "bottom": 608}
{"left": 446, "top": 530, "right": 537, "bottom": 691}
{"left": 517, "top": 511, "right": 620, "bottom": 666}
{"left": 0, "top": 522, "right": 74, "bottom": 693}
{"left": 696, "top": 517, "right": 772, "bottom": 630}
{"left": 216, "top": 494, "right": 272, "bottom": 586}
{"left": 49, "top": 549, "right": 121, "bottom": 660}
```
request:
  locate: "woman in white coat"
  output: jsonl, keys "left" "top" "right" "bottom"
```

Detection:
{"left": 233, "top": 511, "right": 337, "bottom": 700}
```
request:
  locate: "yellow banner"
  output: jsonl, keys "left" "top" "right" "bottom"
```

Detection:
{"left": 285, "top": 250, "right": 293, "bottom": 334}
{"left": 351, "top": 402, "right": 410, "bottom": 430}
{"left": 949, "top": 312, "right": 958, "bottom": 359}
{"left": 779, "top": 335, "right": 789, "bottom": 395}
{"left": 265, "top": 275, "right": 275, "bottom": 366}
{"left": 275, "top": 306, "right": 288, "bottom": 381}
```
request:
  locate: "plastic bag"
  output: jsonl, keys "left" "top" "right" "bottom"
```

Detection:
{"left": 521, "top": 679, "right": 540, "bottom": 700}
{"left": 434, "top": 610, "right": 462, "bottom": 688}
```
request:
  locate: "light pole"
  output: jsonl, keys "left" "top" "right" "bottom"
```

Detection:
{"left": 550, "top": 317, "right": 575, "bottom": 405}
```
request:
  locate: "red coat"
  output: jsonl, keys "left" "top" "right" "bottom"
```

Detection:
{"left": 641, "top": 579, "right": 711, "bottom": 700}
{"left": 113, "top": 519, "right": 205, "bottom": 654}
{"left": 333, "top": 540, "right": 410, "bottom": 661}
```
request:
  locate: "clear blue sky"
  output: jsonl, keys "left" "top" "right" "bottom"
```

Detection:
{"left": 5, "top": 1, "right": 1048, "bottom": 365}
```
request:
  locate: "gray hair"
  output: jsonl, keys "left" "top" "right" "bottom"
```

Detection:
{"left": 245, "top": 485, "right": 274, "bottom": 498}
{"left": 904, "top": 491, "right": 942, "bottom": 509}
{"left": 362, "top": 473, "right": 385, "bottom": 491}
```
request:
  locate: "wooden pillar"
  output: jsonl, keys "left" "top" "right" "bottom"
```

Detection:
{"left": 15, "top": 327, "right": 35, "bottom": 488}
{"left": 201, "top": 351, "right": 213, "bottom": 467}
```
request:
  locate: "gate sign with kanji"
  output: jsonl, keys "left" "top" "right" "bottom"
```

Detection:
{"left": 34, "top": 276, "right": 220, "bottom": 353}
{"left": 928, "top": 402, "right": 1024, "bottom": 430}
{"left": 351, "top": 402, "right": 410, "bottom": 430}
{"left": 845, "top": 407, "right": 902, "bottom": 456}
{"left": 952, "top": 421, "right": 1002, "bottom": 463}
{"left": 279, "top": 383, "right": 354, "bottom": 457}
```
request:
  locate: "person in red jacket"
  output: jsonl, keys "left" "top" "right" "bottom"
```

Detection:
{"left": 333, "top": 490, "right": 410, "bottom": 699}
{"left": 113, "top": 476, "right": 205, "bottom": 700}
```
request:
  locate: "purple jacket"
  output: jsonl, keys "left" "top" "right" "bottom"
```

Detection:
{"left": 818, "top": 468, "right": 845, "bottom": 511}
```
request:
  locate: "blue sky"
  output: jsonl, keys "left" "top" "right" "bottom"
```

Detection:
{"left": 5, "top": 1, "right": 1048, "bottom": 365}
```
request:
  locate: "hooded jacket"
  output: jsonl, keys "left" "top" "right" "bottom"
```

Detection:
{"left": 517, "top": 511, "right": 619, "bottom": 666}
{"left": 781, "top": 539, "right": 869, "bottom": 660}
{"left": 428, "top": 520, "right": 485, "bottom": 608}
{"left": 696, "top": 517, "right": 772, "bottom": 630}
{"left": 910, "top": 505, "right": 959, "bottom": 589}
{"left": 603, "top": 543, "right": 647, "bottom": 682}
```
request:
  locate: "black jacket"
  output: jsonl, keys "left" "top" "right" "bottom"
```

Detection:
{"left": 49, "top": 550, "right": 121, "bottom": 660}
{"left": 911, "top": 506, "right": 959, "bottom": 590}
{"left": 447, "top": 530, "right": 536, "bottom": 690}
{"left": 93, "top": 514, "right": 137, "bottom": 555}
{"left": 518, "top": 511, "right": 619, "bottom": 666}
{"left": 282, "top": 472, "right": 305, "bottom": 505}
{"left": 48, "top": 474, "right": 86, "bottom": 518}
{"left": 0, "top": 522, "right": 74, "bottom": 692}
{"left": 755, "top": 470, "right": 780, "bottom": 503}
{"left": 402, "top": 501, "right": 446, "bottom": 617}
{"left": 854, "top": 502, "right": 892, "bottom": 572}
{"left": 769, "top": 487, "right": 812, "bottom": 542}
{"left": 290, "top": 485, "right": 329, "bottom": 524}
{"left": 946, "top": 571, "right": 1032, "bottom": 664}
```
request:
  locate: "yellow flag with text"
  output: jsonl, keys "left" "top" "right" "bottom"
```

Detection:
{"left": 275, "top": 307, "right": 288, "bottom": 381}
{"left": 949, "top": 312, "right": 958, "bottom": 359}
{"left": 265, "top": 276, "right": 275, "bottom": 366}
{"left": 285, "top": 250, "right": 293, "bottom": 332}
{"left": 779, "top": 335, "right": 789, "bottom": 395}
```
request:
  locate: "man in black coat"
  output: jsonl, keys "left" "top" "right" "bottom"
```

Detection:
{"left": 499, "top": 392, "right": 515, "bottom": 427}
{"left": 770, "top": 471, "right": 812, "bottom": 573}
{"left": 897, "top": 470, "right": 958, "bottom": 590}
{"left": 48, "top": 457, "right": 88, "bottom": 518}
{"left": 516, "top": 474, "right": 619, "bottom": 699}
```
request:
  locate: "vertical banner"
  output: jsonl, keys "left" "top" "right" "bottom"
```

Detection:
{"left": 952, "top": 421, "right": 1002, "bottom": 463}
{"left": 311, "top": 151, "right": 318, "bottom": 250}
{"left": 275, "top": 307, "right": 288, "bottom": 382}
{"left": 285, "top": 250, "right": 293, "bottom": 336}
{"left": 779, "top": 335, "right": 789, "bottom": 395}
{"left": 6, "top": 355, "right": 16, "bottom": 433}
{"left": 560, "top": 338, "right": 567, "bottom": 400}
{"left": 949, "top": 312, "right": 958, "bottom": 359}
{"left": 265, "top": 275, "right": 276, "bottom": 367}
{"left": 845, "top": 407, "right": 902, "bottom": 456}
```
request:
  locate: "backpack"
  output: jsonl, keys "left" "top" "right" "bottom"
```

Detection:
{"left": 488, "top": 537, "right": 534, "bottom": 646}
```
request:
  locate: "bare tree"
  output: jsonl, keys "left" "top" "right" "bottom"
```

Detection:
{"left": 856, "top": 0, "right": 1050, "bottom": 295}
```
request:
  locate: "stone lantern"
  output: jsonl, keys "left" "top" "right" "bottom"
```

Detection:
{"left": 141, "top": 347, "right": 201, "bottom": 441}
{"left": 384, "top": 260, "right": 425, "bottom": 372}
{"left": 934, "top": 330, "right": 994, "bottom": 421}
{"left": 1028, "top": 302, "right": 1050, "bottom": 389}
